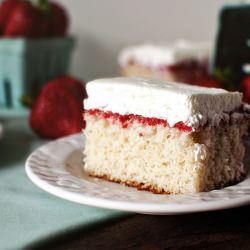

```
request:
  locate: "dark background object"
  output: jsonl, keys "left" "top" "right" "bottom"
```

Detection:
{"left": 213, "top": 4, "right": 250, "bottom": 87}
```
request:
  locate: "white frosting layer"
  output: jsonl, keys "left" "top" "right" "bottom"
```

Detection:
{"left": 84, "top": 77, "right": 242, "bottom": 129}
{"left": 118, "top": 40, "right": 211, "bottom": 69}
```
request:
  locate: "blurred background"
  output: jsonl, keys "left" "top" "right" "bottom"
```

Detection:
{"left": 61, "top": 0, "right": 241, "bottom": 80}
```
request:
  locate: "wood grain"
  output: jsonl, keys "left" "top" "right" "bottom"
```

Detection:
{"left": 31, "top": 205, "right": 250, "bottom": 250}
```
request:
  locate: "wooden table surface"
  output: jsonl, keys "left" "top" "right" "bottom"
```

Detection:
{"left": 32, "top": 204, "right": 250, "bottom": 250}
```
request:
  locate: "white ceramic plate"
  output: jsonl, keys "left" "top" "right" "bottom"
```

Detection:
{"left": 25, "top": 134, "right": 250, "bottom": 215}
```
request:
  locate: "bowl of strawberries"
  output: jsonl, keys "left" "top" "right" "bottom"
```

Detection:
{"left": 0, "top": 0, "right": 74, "bottom": 110}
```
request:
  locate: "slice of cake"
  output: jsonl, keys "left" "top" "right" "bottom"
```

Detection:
{"left": 118, "top": 40, "right": 210, "bottom": 84}
{"left": 83, "top": 77, "right": 249, "bottom": 194}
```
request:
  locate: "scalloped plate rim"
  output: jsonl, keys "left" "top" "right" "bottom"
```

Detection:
{"left": 25, "top": 134, "right": 250, "bottom": 215}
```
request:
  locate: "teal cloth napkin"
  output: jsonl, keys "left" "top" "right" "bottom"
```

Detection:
{"left": 0, "top": 118, "right": 128, "bottom": 250}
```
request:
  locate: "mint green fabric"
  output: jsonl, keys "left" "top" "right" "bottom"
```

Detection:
{"left": 0, "top": 118, "right": 129, "bottom": 250}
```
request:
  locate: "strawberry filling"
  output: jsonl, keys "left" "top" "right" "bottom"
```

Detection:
{"left": 85, "top": 109, "right": 193, "bottom": 132}
{"left": 128, "top": 58, "right": 209, "bottom": 85}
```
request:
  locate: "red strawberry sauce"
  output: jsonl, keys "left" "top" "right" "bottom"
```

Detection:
{"left": 85, "top": 109, "right": 192, "bottom": 132}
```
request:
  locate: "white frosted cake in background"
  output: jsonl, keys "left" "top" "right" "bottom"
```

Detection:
{"left": 118, "top": 40, "right": 211, "bottom": 83}
{"left": 83, "top": 77, "right": 249, "bottom": 194}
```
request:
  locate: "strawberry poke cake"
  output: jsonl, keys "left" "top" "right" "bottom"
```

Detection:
{"left": 118, "top": 40, "right": 210, "bottom": 84}
{"left": 83, "top": 77, "right": 249, "bottom": 194}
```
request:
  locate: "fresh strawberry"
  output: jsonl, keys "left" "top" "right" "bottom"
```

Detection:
{"left": 197, "top": 79, "right": 222, "bottom": 88}
{"left": 4, "top": 1, "right": 40, "bottom": 38}
{"left": 30, "top": 76, "right": 86, "bottom": 139}
{"left": 39, "top": 12, "right": 51, "bottom": 37}
{"left": 0, "top": 0, "right": 19, "bottom": 34}
{"left": 242, "top": 76, "right": 250, "bottom": 103}
{"left": 49, "top": 1, "right": 68, "bottom": 36}
{"left": 188, "top": 74, "right": 222, "bottom": 88}
{"left": 59, "top": 76, "right": 87, "bottom": 99}
{"left": 38, "top": 0, "right": 68, "bottom": 37}
{"left": 37, "top": 0, "right": 50, "bottom": 36}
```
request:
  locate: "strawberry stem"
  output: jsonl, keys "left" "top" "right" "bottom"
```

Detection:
{"left": 38, "top": 0, "right": 51, "bottom": 14}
